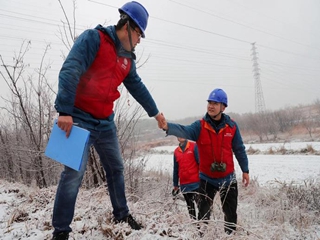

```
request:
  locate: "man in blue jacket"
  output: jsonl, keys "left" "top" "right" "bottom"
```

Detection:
{"left": 51, "top": 2, "right": 165, "bottom": 239}
{"left": 160, "top": 88, "right": 249, "bottom": 235}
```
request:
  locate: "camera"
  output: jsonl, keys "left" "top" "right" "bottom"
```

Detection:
{"left": 210, "top": 162, "right": 226, "bottom": 172}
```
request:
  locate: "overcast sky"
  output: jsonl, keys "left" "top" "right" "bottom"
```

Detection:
{"left": 1, "top": 0, "right": 319, "bottom": 120}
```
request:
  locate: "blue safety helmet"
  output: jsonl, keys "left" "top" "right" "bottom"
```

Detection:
{"left": 119, "top": 1, "right": 149, "bottom": 38}
{"left": 207, "top": 88, "right": 228, "bottom": 107}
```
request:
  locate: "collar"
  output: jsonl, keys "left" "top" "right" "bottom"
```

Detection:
{"left": 204, "top": 113, "right": 235, "bottom": 129}
{"left": 178, "top": 141, "right": 189, "bottom": 152}
{"left": 94, "top": 25, "right": 136, "bottom": 59}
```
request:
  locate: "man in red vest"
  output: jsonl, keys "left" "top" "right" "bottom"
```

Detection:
{"left": 160, "top": 88, "right": 249, "bottom": 235}
{"left": 51, "top": 2, "right": 165, "bottom": 240}
{"left": 172, "top": 137, "right": 200, "bottom": 220}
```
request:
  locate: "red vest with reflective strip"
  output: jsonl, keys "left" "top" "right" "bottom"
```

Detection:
{"left": 197, "top": 119, "right": 236, "bottom": 178}
{"left": 74, "top": 30, "right": 131, "bottom": 119}
{"left": 174, "top": 141, "right": 199, "bottom": 185}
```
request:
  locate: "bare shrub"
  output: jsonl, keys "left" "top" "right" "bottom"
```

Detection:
{"left": 306, "top": 144, "right": 315, "bottom": 154}
{"left": 281, "top": 180, "right": 320, "bottom": 212}
{"left": 2, "top": 177, "right": 320, "bottom": 239}
{"left": 266, "top": 147, "right": 275, "bottom": 155}
{"left": 277, "top": 145, "right": 287, "bottom": 155}
{"left": 8, "top": 209, "right": 29, "bottom": 225}
{"left": 246, "top": 146, "right": 260, "bottom": 155}
{"left": 0, "top": 42, "right": 55, "bottom": 188}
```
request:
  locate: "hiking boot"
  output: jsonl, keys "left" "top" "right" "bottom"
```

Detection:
{"left": 52, "top": 232, "right": 69, "bottom": 240}
{"left": 116, "top": 214, "right": 142, "bottom": 230}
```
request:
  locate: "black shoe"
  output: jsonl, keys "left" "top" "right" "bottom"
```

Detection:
{"left": 52, "top": 232, "right": 69, "bottom": 240}
{"left": 116, "top": 214, "right": 142, "bottom": 230}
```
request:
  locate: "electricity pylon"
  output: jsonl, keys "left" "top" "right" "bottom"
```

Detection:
{"left": 251, "top": 42, "right": 266, "bottom": 113}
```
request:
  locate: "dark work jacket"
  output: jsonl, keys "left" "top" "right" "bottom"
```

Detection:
{"left": 54, "top": 25, "right": 159, "bottom": 130}
{"left": 167, "top": 113, "right": 249, "bottom": 187}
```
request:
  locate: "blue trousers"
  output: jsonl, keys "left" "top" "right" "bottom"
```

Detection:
{"left": 52, "top": 122, "right": 129, "bottom": 234}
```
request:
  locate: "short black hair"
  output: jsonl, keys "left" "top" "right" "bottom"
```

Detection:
{"left": 116, "top": 13, "right": 138, "bottom": 31}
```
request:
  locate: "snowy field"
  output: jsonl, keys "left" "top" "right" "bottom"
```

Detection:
{"left": 146, "top": 142, "right": 320, "bottom": 186}
{"left": 0, "top": 142, "right": 320, "bottom": 239}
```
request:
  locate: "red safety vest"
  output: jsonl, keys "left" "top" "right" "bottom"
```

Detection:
{"left": 74, "top": 30, "right": 131, "bottom": 119}
{"left": 174, "top": 141, "right": 199, "bottom": 185}
{"left": 197, "top": 119, "right": 236, "bottom": 178}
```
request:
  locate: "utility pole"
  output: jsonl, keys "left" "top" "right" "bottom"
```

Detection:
{"left": 251, "top": 42, "right": 266, "bottom": 113}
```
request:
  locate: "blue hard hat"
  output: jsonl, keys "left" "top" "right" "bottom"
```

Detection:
{"left": 119, "top": 1, "right": 149, "bottom": 38}
{"left": 207, "top": 88, "right": 228, "bottom": 107}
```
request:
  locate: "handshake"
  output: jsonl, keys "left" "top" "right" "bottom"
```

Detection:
{"left": 155, "top": 112, "right": 168, "bottom": 130}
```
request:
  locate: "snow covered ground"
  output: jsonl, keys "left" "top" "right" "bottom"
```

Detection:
{"left": 146, "top": 154, "right": 320, "bottom": 187}
{"left": 147, "top": 142, "right": 320, "bottom": 186}
{"left": 0, "top": 142, "right": 320, "bottom": 239}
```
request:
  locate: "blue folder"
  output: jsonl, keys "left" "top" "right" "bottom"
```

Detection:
{"left": 45, "top": 120, "right": 90, "bottom": 171}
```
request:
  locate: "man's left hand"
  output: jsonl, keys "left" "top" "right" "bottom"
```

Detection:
{"left": 242, "top": 172, "right": 250, "bottom": 187}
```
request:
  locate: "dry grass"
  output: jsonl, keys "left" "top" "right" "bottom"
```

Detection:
{"left": 246, "top": 145, "right": 320, "bottom": 155}
{"left": 1, "top": 175, "right": 320, "bottom": 239}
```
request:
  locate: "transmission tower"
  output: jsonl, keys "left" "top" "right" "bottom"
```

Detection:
{"left": 251, "top": 42, "right": 266, "bottom": 113}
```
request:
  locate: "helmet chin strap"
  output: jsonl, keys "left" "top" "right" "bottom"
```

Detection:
{"left": 127, "top": 21, "right": 135, "bottom": 52}
{"left": 212, "top": 111, "right": 222, "bottom": 119}
{"left": 211, "top": 104, "right": 223, "bottom": 119}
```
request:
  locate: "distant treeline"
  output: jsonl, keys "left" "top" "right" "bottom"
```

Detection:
{"left": 134, "top": 101, "right": 320, "bottom": 144}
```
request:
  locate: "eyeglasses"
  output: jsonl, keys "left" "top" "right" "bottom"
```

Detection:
{"left": 130, "top": 25, "right": 142, "bottom": 39}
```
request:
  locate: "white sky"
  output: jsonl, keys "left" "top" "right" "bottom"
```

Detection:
{"left": 1, "top": 0, "right": 320, "bottom": 120}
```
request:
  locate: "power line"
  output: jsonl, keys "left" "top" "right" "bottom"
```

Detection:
{"left": 226, "top": 0, "right": 320, "bottom": 41}
{"left": 1, "top": 0, "right": 319, "bottom": 82}
{"left": 260, "top": 59, "right": 320, "bottom": 72}
{"left": 86, "top": 0, "right": 320, "bottom": 61}
{"left": 87, "top": 0, "right": 118, "bottom": 9}
{"left": 152, "top": 15, "right": 251, "bottom": 44}
{"left": 257, "top": 43, "right": 320, "bottom": 61}
{"left": 145, "top": 39, "right": 251, "bottom": 62}
{"left": 0, "top": 11, "right": 88, "bottom": 31}
{"left": 169, "top": 0, "right": 320, "bottom": 51}
{"left": 87, "top": 0, "right": 251, "bottom": 44}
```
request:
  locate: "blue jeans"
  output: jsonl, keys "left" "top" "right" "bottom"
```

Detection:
{"left": 52, "top": 122, "right": 129, "bottom": 234}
